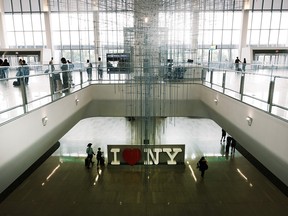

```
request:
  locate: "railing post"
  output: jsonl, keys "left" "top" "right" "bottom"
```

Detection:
{"left": 80, "top": 69, "right": 83, "bottom": 87}
{"left": 222, "top": 71, "right": 226, "bottom": 93}
{"left": 19, "top": 77, "right": 28, "bottom": 113}
{"left": 268, "top": 77, "right": 276, "bottom": 113}
{"left": 239, "top": 73, "right": 245, "bottom": 101}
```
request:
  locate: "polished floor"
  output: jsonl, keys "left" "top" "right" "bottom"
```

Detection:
{"left": 0, "top": 117, "right": 288, "bottom": 216}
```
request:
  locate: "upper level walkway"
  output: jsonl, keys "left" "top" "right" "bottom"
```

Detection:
{"left": 1, "top": 62, "right": 288, "bottom": 125}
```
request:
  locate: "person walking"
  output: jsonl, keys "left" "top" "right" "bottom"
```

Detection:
{"left": 231, "top": 138, "right": 237, "bottom": 154}
{"left": 86, "top": 143, "right": 95, "bottom": 168}
{"left": 220, "top": 129, "right": 226, "bottom": 143}
{"left": 235, "top": 57, "right": 241, "bottom": 71}
{"left": 197, "top": 156, "right": 208, "bottom": 178}
{"left": 96, "top": 147, "right": 103, "bottom": 167}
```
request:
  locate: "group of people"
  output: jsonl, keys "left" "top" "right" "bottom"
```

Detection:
{"left": 13, "top": 59, "right": 30, "bottom": 86}
{"left": 48, "top": 57, "right": 74, "bottom": 92}
{"left": 0, "top": 58, "right": 10, "bottom": 79}
{"left": 86, "top": 57, "right": 103, "bottom": 81}
{"left": 86, "top": 143, "right": 104, "bottom": 169}
{"left": 235, "top": 57, "right": 247, "bottom": 72}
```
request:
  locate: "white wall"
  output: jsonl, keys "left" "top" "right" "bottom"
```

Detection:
{"left": 1, "top": 84, "right": 288, "bottom": 195}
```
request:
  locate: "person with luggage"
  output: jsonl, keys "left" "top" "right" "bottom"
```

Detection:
{"left": 197, "top": 156, "right": 208, "bottom": 178}
{"left": 86, "top": 143, "right": 95, "bottom": 168}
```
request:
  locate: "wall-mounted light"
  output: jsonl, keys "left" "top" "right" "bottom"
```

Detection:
{"left": 42, "top": 116, "right": 48, "bottom": 126}
{"left": 214, "top": 98, "right": 218, "bottom": 105}
{"left": 246, "top": 116, "right": 253, "bottom": 126}
{"left": 75, "top": 98, "right": 79, "bottom": 105}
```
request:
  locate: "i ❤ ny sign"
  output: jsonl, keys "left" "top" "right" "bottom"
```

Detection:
{"left": 107, "top": 145, "right": 185, "bottom": 165}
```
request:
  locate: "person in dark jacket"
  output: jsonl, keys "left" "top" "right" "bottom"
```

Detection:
{"left": 197, "top": 156, "right": 208, "bottom": 178}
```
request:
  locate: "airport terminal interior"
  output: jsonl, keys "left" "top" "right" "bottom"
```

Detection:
{"left": 0, "top": 0, "right": 288, "bottom": 215}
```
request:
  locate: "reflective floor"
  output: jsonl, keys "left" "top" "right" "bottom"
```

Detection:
{"left": 0, "top": 117, "right": 288, "bottom": 216}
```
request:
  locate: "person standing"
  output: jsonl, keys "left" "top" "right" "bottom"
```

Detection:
{"left": 96, "top": 147, "right": 102, "bottom": 166}
{"left": 242, "top": 58, "right": 246, "bottom": 72}
{"left": 60, "top": 57, "right": 69, "bottom": 91}
{"left": 226, "top": 136, "right": 232, "bottom": 154}
{"left": 98, "top": 57, "right": 103, "bottom": 80}
{"left": 86, "top": 143, "right": 95, "bottom": 168}
{"left": 86, "top": 59, "right": 92, "bottom": 81}
{"left": 235, "top": 57, "right": 241, "bottom": 71}
{"left": 197, "top": 156, "right": 208, "bottom": 178}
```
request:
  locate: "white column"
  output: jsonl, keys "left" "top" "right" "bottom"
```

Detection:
{"left": 239, "top": 10, "right": 249, "bottom": 59}
{"left": 0, "top": 0, "right": 7, "bottom": 48}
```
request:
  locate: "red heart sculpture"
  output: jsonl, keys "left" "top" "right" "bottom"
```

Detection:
{"left": 122, "top": 148, "right": 141, "bottom": 166}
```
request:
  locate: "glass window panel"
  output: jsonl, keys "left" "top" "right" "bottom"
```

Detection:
{"left": 24, "top": 32, "right": 34, "bottom": 46}
{"left": 5, "top": 15, "right": 15, "bottom": 31}
{"left": 247, "top": 12, "right": 252, "bottom": 29}
{"left": 51, "top": 13, "right": 60, "bottom": 30}
{"left": 263, "top": 0, "right": 272, "bottom": 9}
{"left": 12, "top": 0, "right": 21, "bottom": 12}
{"left": 214, "top": 12, "right": 223, "bottom": 30}
{"left": 259, "top": 30, "right": 269, "bottom": 45}
{"left": 251, "top": 12, "right": 261, "bottom": 29}
{"left": 22, "top": 14, "right": 33, "bottom": 31}
{"left": 231, "top": 30, "right": 240, "bottom": 45}
{"left": 52, "top": 31, "right": 61, "bottom": 46}
{"left": 34, "top": 32, "right": 43, "bottom": 46}
{"left": 278, "top": 30, "right": 288, "bottom": 45}
{"left": 13, "top": 14, "right": 23, "bottom": 31}
{"left": 7, "top": 32, "right": 16, "bottom": 47}
{"left": 261, "top": 12, "right": 271, "bottom": 29}
{"left": 213, "top": 30, "right": 222, "bottom": 45}
{"left": 78, "top": 13, "right": 89, "bottom": 30}
{"left": 269, "top": 30, "right": 278, "bottom": 45}
{"left": 59, "top": 13, "right": 70, "bottom": 30}
{"left": 273, "top": 0, "right": 282, "bottom": 9}
{"left": 15, "top": 32, "right": 25, "bottom": 46}
{"left": 31, "top": 0, "right": 41, "bottom": 11}
{"left": 68, "top": 13, "right": 79, "bottom": 30}
{"left": 203, "top": 30, "right": 212, "bottom": 45}
{"left": 221, "top": 49, "right": 230, "bottom": 62}
{"left": 42, "top": 33, "right": 47, "bottom": 46}
{"left": 31, "top": 14, "right": 42, "bottom": 31}
{"left": 250, "top": 30, "right": 260, "bottom": 45}
{"left": 70, "top": 31, "right": 80, "bottom": 45}
{"left": 223, "top": 12, "right": 233, "bottom": 29}
{"left": 246, "top": 30, "right": 251, "bottom": 45}
{"left": 204, "top": 12, "right": 213, "bottom": 30}
{"left": 283, "top": 0, "right": 288, "bottom": 9}
{"left": 61, "top": 31, "right": 70, "bottom": 45}
{"left": 4, "top": 0, "right": 12, "bottom": 12}
{"left": 198, "top": 30, "right": 203, "bottom": 45}
{"left": 232, "top": 12, "right": 242, "bottom": 30}
{"left": 270, "top": 12, "right": 280, "bottom": 29}
{"left": 88, "top": 13, "right": 94, "bottom": 30}
{"left": 21, "top": 0, "right": 31, "bottom": 12}
{"left": 79, "top": 31, "right": 89, "bottom": 45}
{"left": 222, "top": 30, "right": 232, "bottom": 44}
{"left": 89, "top": 31, "right": 94, "bottom": 46}
{"left": 280, "top": 12, "right": 288, "bottom": 29}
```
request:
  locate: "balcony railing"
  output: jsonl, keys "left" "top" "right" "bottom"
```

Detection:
{"left": 0, "top": 62, "right": 287, "bottom": 125}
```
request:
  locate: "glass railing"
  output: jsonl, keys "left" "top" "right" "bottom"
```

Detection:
{"left": 0, "top": 63, "right": 287, "bottom": 125}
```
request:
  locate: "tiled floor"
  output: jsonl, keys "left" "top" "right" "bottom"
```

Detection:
{"left": 0, "top": 117, "right": 287, "bottom": 216}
